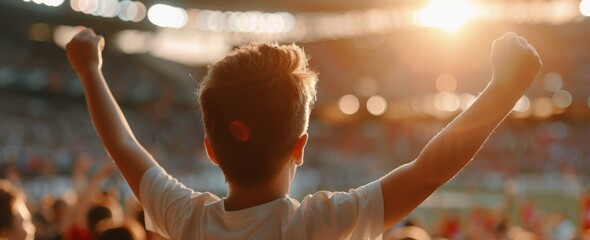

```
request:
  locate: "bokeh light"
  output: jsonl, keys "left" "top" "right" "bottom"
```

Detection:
{"left": 580, "top": 0, "right": 590, "bottom": 17}
{"left": 532, "top": 97, "right": 554, "bottom": 119}
{"left": 148, "top": 4, "right": 188, "bottom": 28}
{"left": 552, "top": 90, "right": 573, "bottom": 108}
{"left": 434, "top": 92, "right": 460, "bottom": 112}
{"left": 148, "top": 30, "right": 230, "bottom": 66}
{"left": 69, "top": 0, "right": 80, "bottom": 11}
{"left": 114, "top": 30, "right": 150, "bottom": 54}
{"left": 130, "top": 2, "right": 146, "bottom": 22}
{"left": 435, "top": 74, "right": 457, "bottom": 93}
{"left": 512, "top": 95, "right": 531, "bottom": 112}
{"left": 70, "top": 0, "right": 146, "bottom": 20}
{"left": 411, "top": 94, "right": 437, "bottom": 114}
{"left": 194, "top": 10, "right": 295, "bottom": 33}
{"left": 117, "top": 1, "right": 133, "bottom": 21}
{"left": 511, "top": 95, "right": 532, "bottom": 118}
{"left": 543, "top": 72, "right": 563, "bottom": 92}
{"left": 24, "top": 0, "right": 64, "bottom": 7}
{"left": 80, "top": 0, "right": 98, "bottom": 14}
{"left": 459, "top": 93, "right": 476, "bottom": 111}
{"left": 52, "top": 25, "right": 80, "bottom": 48}
{"left": 100, "top": 0, "right": 119, "bottom": 18}
{"left": 366, "top": 95, "right": 387, "bottom": 116}
{"left": 118, "top": 1, "right": 146, "bottom": 22}
{"left": 338, "top": 94, "right": 360, "bottom": 115}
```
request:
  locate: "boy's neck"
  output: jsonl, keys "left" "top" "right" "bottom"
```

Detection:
{"left": 224, "top": 180, "right": 289, "bottom": 211}
{"left": 224, "top": 164, "right": 294, "bottom": 211}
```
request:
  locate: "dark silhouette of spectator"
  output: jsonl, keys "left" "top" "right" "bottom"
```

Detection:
{"left": 0, "top": 180, "right": 36, "bottom": 240}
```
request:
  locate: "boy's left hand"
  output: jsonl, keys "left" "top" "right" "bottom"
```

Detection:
{"left": 490, "top": 32, "right": 542, "bottom": 92}
{"left": 66, "top": 28, "right": 105, "bottom": 74}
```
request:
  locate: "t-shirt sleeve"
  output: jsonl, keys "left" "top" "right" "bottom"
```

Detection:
{"left": 139, "top": 166, "right": 218, "bottom": 239}
{"left": 299, "top": 180, "right": 384, "bottom": 239}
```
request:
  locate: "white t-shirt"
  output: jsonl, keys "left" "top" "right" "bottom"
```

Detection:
{"left": 140, "top": 166, "right": 384, "bottom": 240}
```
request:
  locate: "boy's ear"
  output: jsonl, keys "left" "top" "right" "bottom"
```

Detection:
{"left": 204, "top": 136, "right": 219, "bottom": 166}
{"left": 291, "top": 133, "right": 308, "bottom": 166}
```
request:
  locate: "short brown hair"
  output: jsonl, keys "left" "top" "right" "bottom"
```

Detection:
{"left": 198, "top": 42, "right": 317, "bottom": 188}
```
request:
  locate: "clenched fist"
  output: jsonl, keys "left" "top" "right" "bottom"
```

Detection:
{"left": 490, "top": 32, "right": 542, "bottom": 92}
{"left": 66, "top": 28, "right": 105, "bottom": 74}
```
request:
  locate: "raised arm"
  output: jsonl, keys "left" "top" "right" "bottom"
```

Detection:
{"left": 66, "top": 28, "right": 158, "bottom": 199}
{"left": 380, "top": 32, "right": 542, "bottom": 228}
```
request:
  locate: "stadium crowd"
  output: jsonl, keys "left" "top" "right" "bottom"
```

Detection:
{"left": 1, "top": 33, "right": 590, "bottom": 239}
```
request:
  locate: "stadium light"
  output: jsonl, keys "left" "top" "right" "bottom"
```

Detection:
{"left": 79, "top": 0, "right": 98, "bottom": 14}
{"left": 148, "top": 29, "right": 230, "bottom": 66}
{"left": 118, "top": 1, "right": 146, "bottom": 22}
{"left": 114, "top": 30, "right": 150, "bottom": 54}
{"left": 580, "top": 0, "right": 590, "bottom": 17}
{"left": 414, "top": 0, "right": 478, "bottom": 32}
{"left": 100, "top": 0, "right": 120, "bottom": 18}
{"left": 23, "top": 0, "right": 64, "bottom": 7}
{"left": 148, "top": 4, "right": 188, "bottom": 28}
{"left": 70, "top": 0, "right": 145, "bottom": 21}
{"left": 193, "top": 10, "right": 295, "bottom": 33}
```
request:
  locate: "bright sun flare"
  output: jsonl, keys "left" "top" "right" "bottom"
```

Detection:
{"left": 415, "top": 0, "right": 478, "bottom": 32}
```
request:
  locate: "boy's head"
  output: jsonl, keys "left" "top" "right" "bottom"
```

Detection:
{"left": 198, "top": 42, "right": 318, "bottom": 188}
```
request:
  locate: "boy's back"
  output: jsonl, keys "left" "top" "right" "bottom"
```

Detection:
{"left": 141, "top": 167, "right": 382, "bottom": 239}
{"left": 66, "top": 29, "right": 542, "bottom": 239}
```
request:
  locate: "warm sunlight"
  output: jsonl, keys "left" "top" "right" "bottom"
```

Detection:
{"left": 414, "top": 0, "right": 479, "bottom": 32}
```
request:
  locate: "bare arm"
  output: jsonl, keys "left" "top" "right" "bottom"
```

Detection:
{"left": 380, "top": 32, "right": 542, "bottom": 228}
{"left": 66, "top": 28, "right": 157, "bottom": 199}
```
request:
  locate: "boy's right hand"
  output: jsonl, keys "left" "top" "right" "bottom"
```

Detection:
{"left": 490, "top": 32, "right": 542, "bottom": 92}
{"left": 66, "top": 28, "right": 105, "bottom": 74}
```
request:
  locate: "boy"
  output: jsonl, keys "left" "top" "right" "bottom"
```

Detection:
{"left": 66, "top": 28, "right": 542, "bottom": 239}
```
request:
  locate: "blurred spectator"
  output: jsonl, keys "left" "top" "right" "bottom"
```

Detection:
{"left": 95, "top": 220, "right": 145, "bottom": 240}
{"left": 385, "top": 225, "right": 431, "bottom": 240}
{"left": 436, "top": 212, "right": 460, "bottom": 239}
{"left": 60, "top": 162, "right": 120, "bottom": 240}
{"left": 0, "top": 180, "right": 36, "bottom": 240}
{"left": 550, "top": 211, "right": 576, "bottom": 240}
